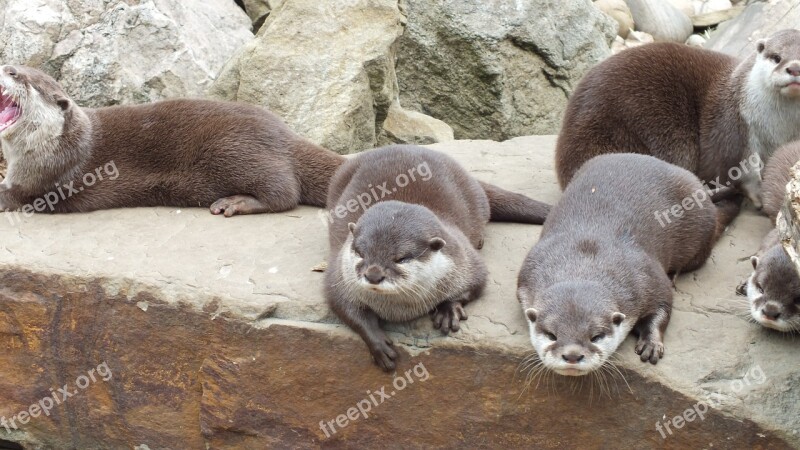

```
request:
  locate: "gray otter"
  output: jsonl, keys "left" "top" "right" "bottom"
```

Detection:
{"left": 518, "top": 154, "right": 741, "bottom": 376}
{"left": 0, "top": 65, "right": 344, "bottom": 215}
{"left": 737, "top": 141, "right": 800, "bottom": 332}
{"left": 555, "top": 29, "right": 800, "bottom": 207}
{"left": 325, "top": 145, "right": 551, "bottom": 371}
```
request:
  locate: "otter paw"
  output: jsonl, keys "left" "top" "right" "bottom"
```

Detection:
{"left": 735, "top": 281, "right": 747, "bottom": 296}
{"left": 432, "top": 301, "right": 468, "bottom": 334}
{"left": 369, "top": 337, "right": 398, "bottom": 372}
{"left": 635, "top": 338, "right": 664, "bottom": 365}
{"left": 210, "top": 196, "right": 250, "bottom": 217}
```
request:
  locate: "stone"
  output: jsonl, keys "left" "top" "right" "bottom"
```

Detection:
{"left": 706, "top": 0, "right": 800, "bottom": 58}
{"left": 686, "top": 33, "right": 708, "bottom": 47}
{"left": 0, "top": 0, "right": 253, "bottom": 107}
{"left": 594, "top": 0, "right": 635, "bottom": 38}
{"left": 209, "top": 0, "right": 448, "bottom": 154}
{"left": 0, "top": 136, "right": 796, "bottom": 448}
{"left": 626, "top": 0, "right": 694, "bottom": 43}
{"left": 667, "top": 0, "right": 696, "bottom": 17}
{"left": 611, "top": 30, "right": 656, "bottom": 54}
{"left": 691, "top": 4, "right": 745, "bottom": 27}
{"left": 241, "top": 0, "right": 284, "bottom": 31}
{"left": 778, "top": 162, "right": 800, "bottom": 273}
{"left": 378, "top": 102, "right": 455, "bottom": 146}
{"left": 395, "top": 0, "right": 616, "bottom": 142}
{"left": 694, "top": 0, "right": 734, "bottom": 15}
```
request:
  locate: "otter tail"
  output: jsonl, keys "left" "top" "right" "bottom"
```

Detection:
{"left": 479, "top": 181, "right": 551, "bottom": 225}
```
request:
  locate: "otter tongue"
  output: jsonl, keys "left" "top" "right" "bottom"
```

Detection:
{"left": 0, "top": 105, "right": 17, "bottom": 126}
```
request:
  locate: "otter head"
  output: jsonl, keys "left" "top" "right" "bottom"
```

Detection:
{"left": 746, "top": 245, "right": 800, "bottom": 332}
{"left": 753, "top": 29, "right": 800, "bottom": 100}
{"left": 342, "top": 201, "right": 452, "bottom": 297}
{"left": 0, "top": 65, "right": 72, "bottom": 142}
{"left": 517, "top": 281, "right": 629, "bottom": 376}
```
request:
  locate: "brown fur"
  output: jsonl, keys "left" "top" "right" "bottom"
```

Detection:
{"left": 0, "top": 65, "right": 344, "bottom": 216}
{"left": 556, "top": 30, "right": 800, "bottom": 204}
{"left": 518, "top": 154, "right": 740, "bottom": 371}
{"left": 762, "top": 140, "right": 800, "bottom": 221}
{"left": 325, "top": 145, "right": 496, "bottom": 371}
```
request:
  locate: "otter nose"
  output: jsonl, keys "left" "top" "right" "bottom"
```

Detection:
{"left": 761, "top": 307, "right": 781, "bottom": 321}
{"left": 562, "top": 353, "right": 585, "bottom": 364}
{"left": 786, "top": 64, "right": 800, "bottom": 77}
{"left": 364, "top": 266, "right": 385, "bottom": 285}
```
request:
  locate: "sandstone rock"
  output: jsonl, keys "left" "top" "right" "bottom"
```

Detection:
{"left": 0, "top": 0, "right": 253, "bottom": 107}
{"left": 627, "top": 0, "right": 694, "bottom": 43}
{"left": 378, "top": 102, "right": 455, "bottom": 146}
{"left": 0, "top": 136, "right": 797, "bottom": 448}
{"left": 209, "top": 0, "right": 448, "bottom": 154}
{"left": 241, "top": 0, "right": 284, "bottom": 30}
{"left": 395, "top": 0, "right": 616, "bottom": 142}
{"left": 594, "top": 0, "right": 635, "bottom": 38}
{"left": 706, "top": 0, "right": 800, "bottom": 58}
{"left": 686, "top": 33, "right": 708, "bottom": 47}
{"left": 778, "top": 162, "right": 800, "bottom": 273}
{"left": 694, "top": 0, "right": 734, "bottom": 15}
{"left": 667, "top": 0, "right": 696, "bottom": 17}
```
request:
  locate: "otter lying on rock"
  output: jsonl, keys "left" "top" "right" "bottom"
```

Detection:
{"left": 325, "top": 145, "right": 551, "bottom": 371}
{"left": 518, "top": 154, "right": 741, "bottom": 376}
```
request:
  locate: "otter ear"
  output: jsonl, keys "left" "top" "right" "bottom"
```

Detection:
{"left": 756, "top": 39, "right": 767, "bottom": 54}
{"left": 525, "top": 308, "right": 538, "bottom": 323}
{"left": 611, "top": 312, "right": 625, "bottom": 326}
{"left": 54, "top": 94, "right": 70, "bottom": 111}
{"left": 348, "top": 222, "right": 356, "bottom": 234}
{"left": 429, "top": 237, "right": 445, "bottom": 251}
{"left": 751, "top": 256, "right": 759, "bottom": 269}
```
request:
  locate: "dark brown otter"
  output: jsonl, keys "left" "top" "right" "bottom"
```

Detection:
{"left": 518, "top": 154, "right": 740, "bottom": 376}
{"left": 325, "top": 145, "right": 552, "bottom": 371}
{"left": 0, "top": 65, "right": 344, "bottom": 216}
{"left": 555, "top": 29, "right": 800, "bottom": 208}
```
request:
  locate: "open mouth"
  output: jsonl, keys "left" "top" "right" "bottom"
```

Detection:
{"left": 0, "top": 87, "right": 19, "bottom": 132}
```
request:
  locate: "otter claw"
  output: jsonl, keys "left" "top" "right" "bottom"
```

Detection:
{"left": 370, "top": 339, "right": 398, "bottom": 372}
{"left": 635, "top": 338, "right": 664, "bottom": 364}
{"left": 432, "top": 301, "right": 468, "bottom": 334}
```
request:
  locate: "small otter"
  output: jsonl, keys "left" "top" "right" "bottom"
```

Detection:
{"left": 326, "top": 145, "right": 550, "bottom": 371}
{"left": 517, "top": 154, "right": 740, "bottom": 376}
{"left": 555, "top": 29, "right": 800, "bottom": 207}
{"left": 0, "top": 65, "right": 344, "bottom": 215}
{"left": 737, "top": 141, "right": 800, "bottom": 332}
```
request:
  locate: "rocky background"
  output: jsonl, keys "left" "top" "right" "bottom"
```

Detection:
{"left": 2, "top": 0, "right": 793, "bottom": 155}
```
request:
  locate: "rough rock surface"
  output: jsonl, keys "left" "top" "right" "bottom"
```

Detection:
{"left": 0, "top": 136, "right": 797, "bottom": 448}
{"left": 778, "top": 163, "right": 800, "bottom": 273}
{"left": 0, "top": 0, "right": 253, "bottom": 107}
{"left": 626, "top": 0, "right": 694, "bottom": 43}
{"left": 209, "top": 0, "right": 446, "bottom": 154}
{"left": 241, "top": 0, "right": 283, "bottom": 30}
{"left": 706, "top": 0, "right": 800, "bottom": 58}
{"left": 395, "top": 0, "right": 616, "bottom": 141}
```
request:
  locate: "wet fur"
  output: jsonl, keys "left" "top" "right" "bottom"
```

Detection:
{"left": 518, "top": 154, "right": 740, "bottom": 375}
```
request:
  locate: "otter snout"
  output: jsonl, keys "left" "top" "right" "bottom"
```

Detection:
{"left": 786, "top": 62, "right": 800, "bottom": 77}
{"left": 761, "top": 304, "right": 781, "bottom": 321}
{"left": 561, "top": 351, "right": 585, "bottom": 364}
{"left": 364, "top": 265, "right": 386, "bottom": 285}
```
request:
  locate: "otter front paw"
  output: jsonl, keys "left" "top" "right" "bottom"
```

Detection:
{"left": 368, "top": 336, "right": 398, "bottom": 372}
{"left": 432, "top": 300, "right": 468, "bottom": 334}
{"left": 635, "top": 337, "right": 664, "bottom": 364}
{"left": 736, "top": 281, "right": 747, "bottom": 296}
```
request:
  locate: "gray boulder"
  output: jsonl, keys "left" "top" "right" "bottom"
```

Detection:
{"left": 395, "top": 0, "right": 616, "bottom": 141}
{"left": 706, "top": 0, "right": 800, "bottom": 58}
{"left": 626, "top": 0, "right": 694, "bottom": 43}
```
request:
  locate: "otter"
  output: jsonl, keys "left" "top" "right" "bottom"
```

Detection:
{"left": 0, "top": 65, "right": 344, "bottom": 216}
{"left": 325, "top": 145, "right": 551, "bottom": 371}
{"left": 555, "top": 29, "right": 800, "bottom": 208}
{"left": 737, "top": 141, "right": 800, "bottom": 332}
{"left": 517, "top": 154, "right": 741, "bottom": 376}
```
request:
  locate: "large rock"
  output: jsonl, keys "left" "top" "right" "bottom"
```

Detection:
{"left": 395, "top": 0, "right": 616, "bottom": 141}
{"left": 626, "top": 0, "right": 694, "bottom": 43}
{"left": 209, "top": 0, "right": 449, "bottom": 154}
{"left": 0, "top": 136, "right": 797, "bottom": 448}
{"left": 706, "top": 0, "right": 800, "bottom": 58}
{"left": 240, "top": 0, "right": 284, "bottom": 30}
{"left": 594, "top": 0, "right": 635, "bottom": 38}
{"left": 0, "top": 0, "right": 253, "bottom": 107}
{"left": 778, "top": 162, "right": 800, "bottom": 272}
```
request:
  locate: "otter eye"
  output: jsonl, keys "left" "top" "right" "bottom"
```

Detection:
{"left": 545, "top": 332, "right": 556, "bottom": 341}
{"left": 590, "top": 334, "right": 605, "bottom": 343}
{"left": 395, "top": 255, "right": 412, "bottom": 264}
{"left": 353, "top": 246, "right": 363, "bottom": 258}
{"left": 770, "top": 54, "right": 782, "bottom": 64}
{"left": 755, "top": 282, "right": 764, "bottom": 295}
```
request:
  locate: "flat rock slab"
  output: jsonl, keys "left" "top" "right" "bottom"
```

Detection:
{"left": 0, "top": 136, "right": 796, "bottom": 448}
